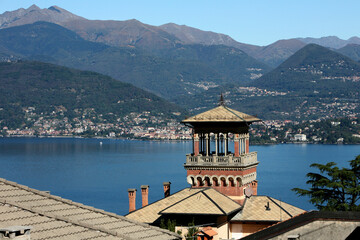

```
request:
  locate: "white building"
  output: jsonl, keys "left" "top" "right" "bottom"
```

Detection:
{"left": 294, "top": 134, "right": 307, "bottom": 141}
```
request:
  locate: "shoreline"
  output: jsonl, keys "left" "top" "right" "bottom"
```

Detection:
{"left": 1, "top": 135, "right": 359, "bottom": 145}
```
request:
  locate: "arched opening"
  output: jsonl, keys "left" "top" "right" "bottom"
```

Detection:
{"left": 204, "top": 176, "right": 211, "bottom": 187}
{"left": 236, "top": 177, "right": 242, "bottom": 187}
{"left": 197, "top": 177, "right": 204, "bottom": 187}
{"left": 220, "top": 177, "right": 227, "bottom": 187}
{"left": 212, "top": 177, "right": 219, "bottom": 187}
{"left": 191, "top": 177, "right": 195, "bottom": 186}
{"left": 228, "top": 177, "right": 235, "bottom": 187}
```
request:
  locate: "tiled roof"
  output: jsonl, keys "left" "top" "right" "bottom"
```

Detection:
{"left": 0, "top": 178, "right": 180, "bottom": 240}
{"left": 182, "top": 106, "right": 261, "bottom": 123}
{"left": 230, "top": 196, "right": 305, "bottom": 222}
{"left": 126, "top": 188, "right": 241, "bottom": 223}
{"left": 160, "top": 188, "right": 241, "bottom": 215}
{"left": 241, "top": 211, "right": 360, "bottom": 240}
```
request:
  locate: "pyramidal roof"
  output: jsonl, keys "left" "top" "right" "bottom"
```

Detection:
{"left": 231, "top": 195, "right": 305, "bottom": 222}
{"left": 159, "top": 188, "right": 241, "bottom": 215}
{"left": 126, "top": 188, "right": 241, "bottom": 224}
{"left": 182, "top": 105, "right": 261, "bottom": 123}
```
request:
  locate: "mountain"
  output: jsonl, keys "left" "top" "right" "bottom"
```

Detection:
{"left": 252, "top": 39, "right": 306, "bottom": 67}
{"left": 159, "top": 23, "right": 261, "bottom": 55}
{"left": 337, "top": 44, "right": 360, "bottom": 62}
{"left": 0, "top": 21, "right": 270, "bottom": 99}
{"left": 174, "top": 44, "right": 360, "bottom": 120}
{"left": 0, "top": 4, "right": 84, "bottom": 28}
{"left": 0, "top": 6, "right": 302, "bottom": 67}
{"left": 252, "top": 44, "right": 360, "bottom": 96}
{"left": 0, "top": 5, "right": 181, "bottom": 50}
{"left": 3, "top": 5, "right": 360, "bottom": 68}
{"left": 0, "top": 60, "right": 186, "bottom": 129}
{"left": 61, "top": 19, "right": 181, "bottom": 50}
{"left": 297, "top": 36, "right": 360, "bottom": 49}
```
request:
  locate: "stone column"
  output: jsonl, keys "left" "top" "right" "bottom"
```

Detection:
{"left": 245, "top": 133, "right": 249, "bottom": 153}
{"left": 128, "top": 189, "right": 136, "bottom": 213}
{"left": 194, "top": 133, "right": 199, "bottom": 156}
{"left": 241, "top": 136, "right": 244, "bottom": 154}
{"left": 215, "top": 133, "right": 218, "bottom": 155}
{"left": 205, "top": 133, "right": 209, "bottom": 156}
{"left": 234, "top": 134, "right": 240, "bottom": 157}
{"left": 224, "top": 133, "right": 228, "bottom": 156}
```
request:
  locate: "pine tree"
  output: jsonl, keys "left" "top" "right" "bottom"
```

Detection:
{"left": 293, "top": 155, "right": 360, "bottom": 211}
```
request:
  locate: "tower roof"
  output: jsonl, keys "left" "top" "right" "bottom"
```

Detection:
{"left": 182, "top": 105, "right": 261, "bottom": 124}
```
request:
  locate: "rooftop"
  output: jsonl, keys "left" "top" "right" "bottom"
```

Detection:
{"left": 0, "top": 178, "right": 180, "bottom": 240}
{"left": 126, "top": 188, "right": 241, "bottom": 224}
{"left": 231, "top": 195, "right": 305, "bottom": 222}
{"left": 240, "top": 211, "right": 360, "bottom": 240}
{"left": 182, "top": 105, "right": 261, "bottom": 123}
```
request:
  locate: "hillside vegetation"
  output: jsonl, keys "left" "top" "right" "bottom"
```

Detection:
{"left": 0, "top": 61, "right": 186, "bottom": 129}
{"left": 0, "top": 21, "right": 269, "bottom": 99}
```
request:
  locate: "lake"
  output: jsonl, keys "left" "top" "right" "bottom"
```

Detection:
{"left": 0, "top": 137, "right": 358, "bottom": 215}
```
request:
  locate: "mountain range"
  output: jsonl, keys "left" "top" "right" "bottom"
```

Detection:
{"left": 1, "top": 5, "right": 360, "bottom": 67}
{"left": 0, "top": 5, "right": 359, "bottom": 121}
{"left": 174, "top": 44, "right": 360, "bottom": 120}
{"left": 0, "top": 21, "right": 270, "bottom": 99}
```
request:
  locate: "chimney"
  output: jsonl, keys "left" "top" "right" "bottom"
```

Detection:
{"left": 128, "top": 188, "right": 137, "bottom": 213}
{"left": 163, "top": 182, "right": 171, "bottom": 198}
{"left": 0, "top": 226, "right": 32, "bottom": 240}
{"left": 141, "top": 185, "right": 149, "bottom": 207}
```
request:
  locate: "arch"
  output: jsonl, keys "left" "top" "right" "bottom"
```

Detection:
{"left": 204, "top": 176, "right": 211, "bottom": 187}
{"left": 219, "top": 175, "right": 228, "bottom": 187}
{"left": 236, "top": 176, "right": 243, "bottom": 187}
{"left": 187, "top": 175, "right": 196, "bottom": 186}
{"left": 203, "top": 175, "right": 212, "bottom": 187}
{"left": 195, "top": 175, "right": 204, "bottom": 187}
{"left": 227, "top": 175, "right": 235, "bottom": 187}
{"left": 212, "top": 176, "right": 219, "bottom": 187}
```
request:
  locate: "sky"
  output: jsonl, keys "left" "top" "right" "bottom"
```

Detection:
{"left": 0, "top": 0, "right": 359, "bottom": 46}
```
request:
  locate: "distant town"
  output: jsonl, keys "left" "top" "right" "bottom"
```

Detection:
{"left": 1, "top": 105, "right": 359, "bottom": 144}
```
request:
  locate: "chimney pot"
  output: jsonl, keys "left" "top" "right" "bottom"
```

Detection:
{"left": 141, "top": 185, "right": 149, "bottom": 207}
{"left": 0, "top": 226, "right": 32, "bottom": 239}
{"left": 128, "top": 188, "right": 137, "bottom": 213}
{"left": 163, "top": 182, "right": 171, "bottom": 198}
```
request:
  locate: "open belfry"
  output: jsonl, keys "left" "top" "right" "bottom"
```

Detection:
{"left": 182, "top": 100, "right": 261, "bottom": 203}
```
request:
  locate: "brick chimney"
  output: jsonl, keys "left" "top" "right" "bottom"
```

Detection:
{"left": 163, "top": 182, "right": 171, "bottom": 198}
{"left": 0, "top": 226, "right": 32, "bottom": 239}
{"left": 128, "top": 188, "right": 137, "bottom": 213}
{"left": 141, "top": 185, "right": 149, "bottom": 207}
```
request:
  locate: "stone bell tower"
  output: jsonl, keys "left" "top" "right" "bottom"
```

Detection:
{"left": 182, "top": 100, "right": 261, "bottom": 203}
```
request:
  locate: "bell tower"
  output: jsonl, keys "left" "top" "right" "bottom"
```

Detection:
{"left": 182, "top": 101, "right": 261, "bottom": 203}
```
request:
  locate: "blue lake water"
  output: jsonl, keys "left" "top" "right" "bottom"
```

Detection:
{"left": 0, "top": 137, "right": 359, "bottom": 215}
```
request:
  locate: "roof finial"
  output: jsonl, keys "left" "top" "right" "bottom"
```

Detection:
{"left": 219, "top": 93, "right": 225, "bottom": 106}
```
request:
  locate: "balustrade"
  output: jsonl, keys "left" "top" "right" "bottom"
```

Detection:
{"left": 185, "top": 152, "right": 258, "bottom": 167}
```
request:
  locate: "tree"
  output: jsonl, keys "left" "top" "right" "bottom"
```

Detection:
{"left": 293, "top": 155, "right": 360, "bottom": 211}
{"left": 185, "top": 219, "right": 199, "bottom": 240}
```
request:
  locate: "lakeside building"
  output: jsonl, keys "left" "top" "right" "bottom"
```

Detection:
{"left": 294, "top": 134, "right": 307, "bottom": 142}
{"left": 126, "top": 103, "right": 305, "bottom": 239}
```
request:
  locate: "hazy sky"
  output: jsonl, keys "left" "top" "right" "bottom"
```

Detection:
{"left": 0, "top": 0, "right": 359, "bottom": 46}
